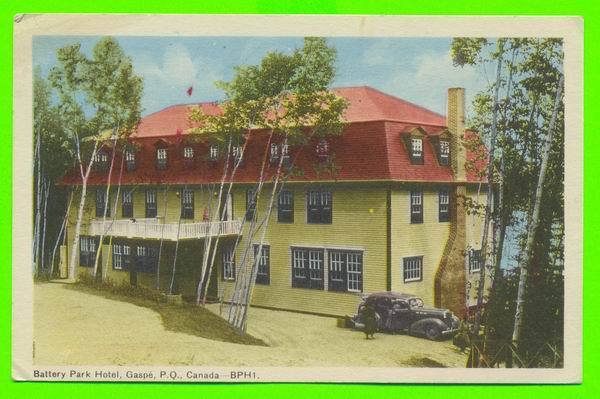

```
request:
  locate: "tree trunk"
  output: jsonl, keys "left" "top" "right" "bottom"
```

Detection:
{"left": 169, "top": 186, "right": 185, "bottom": 295}
{"left": 474, "top": 39, "right": 506, "bottom": 333}
{"left": 512, "top": 73, "right": 564, "bottom": 344}
{"left": 33, "top": 135, "right": 42, "bottom": 275}
{"left": 40, "top": 179, "right": 50, "bottom": 273}
{"left": 50, "top": 189, "right": 74, "bottom": 277}
{"left": 156, "top": 185, "right": 170, "bottom": 290}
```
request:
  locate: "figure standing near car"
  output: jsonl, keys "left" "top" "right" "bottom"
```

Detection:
{"left": 362, "top": 303, "right": 378, "bottom": 339}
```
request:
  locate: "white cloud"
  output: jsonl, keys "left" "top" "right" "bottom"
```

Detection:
{"left": 135, "top": 43, "right": 199, "bottom": 88}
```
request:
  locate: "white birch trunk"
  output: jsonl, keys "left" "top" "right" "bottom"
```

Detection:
{"left": 40, "top": 179, "right": 50, "bottom": 273}
{"left": 50, "top": 189, "right": 74, "bottom": 277}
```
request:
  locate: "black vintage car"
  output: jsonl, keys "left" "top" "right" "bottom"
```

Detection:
{"left": 350, "top": 292, "right": 460, "bottom": 340}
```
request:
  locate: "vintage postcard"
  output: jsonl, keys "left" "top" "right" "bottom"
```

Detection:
{"left": 12, "top": 14, "right": 582, "bottom": 383}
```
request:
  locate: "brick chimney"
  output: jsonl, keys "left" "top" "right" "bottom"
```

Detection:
{"left": 447, "top": 88, "right": 467, "bottom": 182}
{"left": 434, "top": 88, "right": 468, "bottom": 317}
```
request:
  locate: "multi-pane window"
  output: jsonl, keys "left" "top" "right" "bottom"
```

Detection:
{"left": 94, "top": 151, "right": 109, "bottom": 171}
{"left": 469, "top": 249, "right": 482, "bottom": 273}
{"left": 125, "top": 150, "right": 136, "bottom": 171}
{"left": 403, "top": 256, "right": 423, "bottom": 282}
{"left": 79, "top": 236, "right": 98, "bottom": 267}
{"left": 316, "top": 139, "right": 330, "bottom": 160}
{"left": 96, "top": 189, "right": 110, "bottom": 217}
{"left": 270, "top": 143, "right": 279, "bottom": 164}
{"left": 411, "top": 138, "right": 424, "bottom": 164}
{"left": 232, "top": 145, "right": 243, "bottom": 164}
{"left": 307, "top": 188, "right": 332, "bottom": 224}
{"left": 277, "top": 190, "right": 294, "bottom": 223}
{"left": 439, "top": 140, "right": 450, "bottom": 166}
{"left": 112, "top": 243, "right": 131, "bottom": 270}
{"left": 246, "top": 189, "right": 257, "bottom": 221}
{"left": 156, "top": 148, "right": 167, "bottom": 170}
{"left": 181, "top": 188, "right": 194, "bottom": 219}
{"left": 439, "top": 188, "right": 450, "bottom": 222}
{"left": 270, "top": 143, "right": 290, "bottom": 165}
{"left": 135, "top": 244, "right": 158, "bottom": 273}
{"left": 291, "top": 248, "right": 324, "bottom": 290}
{"left": 222, "top": 245, "right": 235, "bottom": 280}
{"left": 122, "top": 190, "right": 133, "bottom": 218}
{"left": 145, "top": 189, "right": 157, "bottom": 218}
{"left": 253, "top": 244, "right": 270, "bottom": 285}
{"left": 183, "top": 146, "right": 194, "bottom": 168}
{"left": 328, "top": 250, "right": 363, "bottom": 292}
{"left": 410, "top": 190, "right": 423, "bottom": 224}
{"left": 209, "top": 145, "right": 219, "bottom": 161}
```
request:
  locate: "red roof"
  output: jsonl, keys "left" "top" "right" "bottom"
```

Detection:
{"left": 60, "top": 86, "right": 485, "bottom": 186}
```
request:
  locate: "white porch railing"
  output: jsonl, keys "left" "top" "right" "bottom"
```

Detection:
{"left": 88, "top": 218, "right": 242, "bottom": 241}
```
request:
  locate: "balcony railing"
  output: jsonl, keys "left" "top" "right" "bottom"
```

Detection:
{"left": 88, "top": 218, "right": 242, "bottom": 241}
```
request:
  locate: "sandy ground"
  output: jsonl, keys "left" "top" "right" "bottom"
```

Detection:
{"left": 34, "top": 282, "right": 466, "bottom": 367}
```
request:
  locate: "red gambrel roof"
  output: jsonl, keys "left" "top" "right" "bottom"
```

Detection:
{"left": 60, "top": 86, "right": 484, "bottom": 186}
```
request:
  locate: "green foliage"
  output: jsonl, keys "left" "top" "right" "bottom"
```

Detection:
{"left": 450, "top": 38, "right": 488, "bottom": 66}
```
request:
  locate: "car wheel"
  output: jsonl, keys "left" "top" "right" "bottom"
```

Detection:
{"left": 425, "top": 325, "right": 442, "bottom": 341}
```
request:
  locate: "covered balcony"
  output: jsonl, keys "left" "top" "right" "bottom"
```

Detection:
{"left": 88, "top": 218, "right": 242, "bottom": 241}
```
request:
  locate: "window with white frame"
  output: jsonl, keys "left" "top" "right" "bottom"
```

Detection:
{"left": 183, "top": 146, "right": 194, "bottom": 159}
{"left": 125, "top": 150, "right": 136, "bottom": 171}
{"left": 96, "top": 189, "right": 110, "bottom": 217}
{"left": 122, "top": 190, "right": 133, "bottom": 218}
{"left": 410, "top": 190, "right": 423, "bottom": 224}
{"left": 277, "top": 190, "right": 294, "bottom": 223}
{"left": 135, "top": 244, "right": 158, "bottom": 273}
{"left": 209, "top": 145, "right": 219, "bottom": 161}
{"left": 439, "top": 188, "right": 450, "bottom": 222}
{"left": 270, "top": 143, "right": 279, "bottom": 163}
{"left": 145, "top": 189, "right": 157, "bottom": 218}
{"left": 307, "top": 188, "right": 332, "bottom": 224}
{"left": 232, "top": 145, "right": 243, "bottom": 164}
{"left": 222, "top": 245, "right": 235, "bottom": 280}
{"left": 411, "top": 137, "right": 423, "bottom": 163}
{"left": 246, "top": 189, "right": 257, "bottom": 221}
{"left": 328, "top": 250, "right": 363, "bottom": 292}
{"left": 439, "top": 140, "right": 450, "bottom": 165}
{"left": 181, "top": 188, "right": 194, "bottom": 219}
{"left": 316, "top": 139, "right": 329, "bottom": 158}
{"left": 469, "top": 249, "right": 482, "bottom": 273}
{"left": 156, "top": 148, "right": 167, "bottom": 170}
{"left": 403, "top": 256, "right": 423, "bottom": 282}
{"left": 79, "top": 236, "right": 97, "bottom": 267}
{"left": 253, "top": 244, "right": 270, "bottom": 285}
{"left": 112, "top": 243, "right": 131, "bottom": 270}
{"left": 291, "top": 248, "right": 324, "bottom": 290}
{"left": 94, "top": 151, "right": 109, "bottom": 170}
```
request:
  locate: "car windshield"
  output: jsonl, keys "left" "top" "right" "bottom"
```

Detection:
{"left": 409, "top": 298, "right": 423, "bottom": 308}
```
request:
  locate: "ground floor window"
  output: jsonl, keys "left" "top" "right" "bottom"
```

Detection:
{"left": 292, "top": 248, "right": 324, "bottom": 289}
{"left": 469, "top": 249, "right": 482, "bottom": 273}
{"left": 328, "top": 250, "right": 363, "bottom": 292}
{"left": 112, "top": 242, "right": 131, "bottom": 270}
{"left": 135, "top": 244, "right": 158, "bottom": 273}
{"left": 79, "top": 235, "right": 98, "bottom": 267}
{"left": 403, "top": 256, "right": 423, "bottom": 282}
{"left": 222, "top": 245, "right": 235, "bottom": 280}
{"left": 253, "top": 244, "right": 270, "bottom": 285}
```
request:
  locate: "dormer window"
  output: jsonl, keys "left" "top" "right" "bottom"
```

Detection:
{"left": 439, "top": 140, "right": 450, "bottom": 166}
{"left": 125, "top": 150, "right": 136, "bottom": 171}
{"left": 183, "top": 146, "right": 194, "bottom": 168}
{"left": 232, "top": 145, "right": 243, "bottom": 164}
{"left": 209, "top": 145, "right": 219, "bottom": 161}
{"left": 316, "top": 139, "right": 330, "bottom": 162}
{"left": 270, "top": 143, "right": 279, "bottom": 164}
{"left": 411, "top": 138, "right": 423, "bottom": 164}
{"left": 156, "top": 148, "right": 167, "bottom": 170}
{"left": 270, "top": 143, "right": 290, "bottom": 165}
{"left": 94, "top": 151, "right": 109, "bottom": 171}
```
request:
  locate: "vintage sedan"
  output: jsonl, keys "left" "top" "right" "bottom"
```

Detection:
{"left": 350, "top": 292, "right": 460, "bottom": 340}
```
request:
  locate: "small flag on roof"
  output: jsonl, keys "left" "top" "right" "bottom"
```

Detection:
{"left": 187, "top": 86, "right": 193, "bottom": 96}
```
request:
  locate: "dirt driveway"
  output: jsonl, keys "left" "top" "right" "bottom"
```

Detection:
{"left": 34, "top": 283, "right": 466, "bottom": 367}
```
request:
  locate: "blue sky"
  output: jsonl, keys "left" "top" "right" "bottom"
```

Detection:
{"left": 33, "top": 36, "right": 491, "bottom": 117}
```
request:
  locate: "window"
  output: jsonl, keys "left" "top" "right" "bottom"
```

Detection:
{"left": 411, "top": 138, "right": 424, "bottom": 164}
{"left": 135, "top": 244, "right": 158, "bottom": 273}
{"left": 112, "top": 243, "right": 131, "bottom": 270}
{"left": 469, "top": 249, "right": 482, "bottom": 273}
{"left": 125, "top": 150, "right": 136, "bottom": 171}
{"left": 316, "top": 139, "right": 330, "bottom": 160}
{"left": 156, "top": 148, "right": 167, "bottom": 170}
{"left": 246, "top": 189, "right": 257, "bottom": 221}
{"left": 307, "top": 188, "right": 332, "bottom": 224}
{"left": 145, "top": 189, "right": 157, "bottom": 218}
{"left": 79, "top": 236, "right": 98, "bottom": 267}
{"left": 277, "top": 190, "right": 294, "bottom": 223}
{"left": 180, "top": 188, "right": 194, "bottom": 219}
{"left": 403, "top": 256, "right": 423, "bottom": 282}
{"left": 270, "top": 143, "right": 279, "bottom": 164}
{"left": 222, "top": 245, "right": 235, "bottom": 280}
{"left": 410, "top": 190, "right": 423, "bottom": 224}
{"left": 183, "top": 146, "right": 194, "bottom": 168}
{"left": 253, "top": 245, "right": 270, "bottom": 285}
{"left": 122, "top": 190, "right": 133, "bottom": 218}
{"left": 439, "top": 188, "right": 450, "bottom": 222}
{"left": 232, "top": 145, "right": 243, "bottom": 164}
{"left": 94, "top": 151, "right": 109, "bottom": 171}
{"left": 328, "top": 250, "right": 363, "bottom": 292}
{"left": 291, "top": 248, "right": 324, "bottom": 290}
{"left": 96, "top": 189, "right": 110, "bottom": 217}
{"left": 209, "top": 145, "right": 219, "bottom": 161}
{"left": 439, "top": 140, "right": 450, "bottom": 165}
{"left": 271, "top": 143, "right": 290, "bottom": 165}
